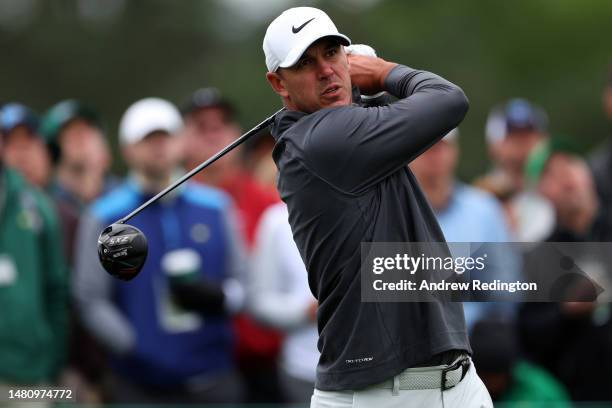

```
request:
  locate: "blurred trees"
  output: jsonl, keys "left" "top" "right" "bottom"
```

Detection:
{"left": 1, "top": 0, "right": 611, "bottom": 179}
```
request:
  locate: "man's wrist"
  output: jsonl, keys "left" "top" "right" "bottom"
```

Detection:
{"left": 378, "top": 61, "right": 398, "bottom": 91}
{"left": 382, "top": 64, "right": 419, "bottom": 97}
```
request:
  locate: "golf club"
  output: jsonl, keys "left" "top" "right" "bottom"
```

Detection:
{"left": 97, "top": 107, "right": 285, "bottom": 281}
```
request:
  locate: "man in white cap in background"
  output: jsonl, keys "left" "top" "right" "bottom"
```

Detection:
{"left": 73, "top": 98, "right": 246, "bottom": 404}
{"left": 263, "top": 6, "right": 492, "bottom": 407}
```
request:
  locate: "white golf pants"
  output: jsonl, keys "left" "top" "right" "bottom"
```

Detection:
{"left": 310, "top": 361, "right": 493, "bottom": 408}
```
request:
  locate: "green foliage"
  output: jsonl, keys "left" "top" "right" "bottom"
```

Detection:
{"left": 1, "top": 0, "right": 611, "bottom": 178}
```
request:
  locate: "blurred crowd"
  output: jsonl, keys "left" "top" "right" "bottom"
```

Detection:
{"left": 0, "top": 63, "right": 612, "bottom": 406}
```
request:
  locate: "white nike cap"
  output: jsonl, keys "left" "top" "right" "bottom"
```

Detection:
{"left": 119, "top": 98, "right": 183, "bottom": 145}
{"left": 263, "top": 7, "right": 351, "bottom": 73}
{"left": 444, "top": 128, "right": 459, "bottom": 142}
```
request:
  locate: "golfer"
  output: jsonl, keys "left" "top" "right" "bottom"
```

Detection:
{"left": 263, "top": 7, "right": 492, "bottom": 407}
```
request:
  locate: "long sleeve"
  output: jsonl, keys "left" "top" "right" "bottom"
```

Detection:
{"left": 72, "top": 212, "right": 135, "bottom": 355}
{"left": 220, "top": 203, "right": 247, "bottom": 313}
{"left": 221, "top": 203, "right": 247, "bottom": 282}
{"left": 248, "top": 204, "right": 314, "bottom": 331}
{"left": 298, "top": 64, "right": 469, "bottom": 194}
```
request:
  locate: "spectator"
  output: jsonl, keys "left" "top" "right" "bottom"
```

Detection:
{"left": 182, "top": 87, "right": 279, "bottom": 246}
{"left": 472, "top": 171, "right": 518, "bottom": 236}
{"left": 74, "top": 98, "right": 245, "bottom": 404}
{"left": 526, "top": 137, "right": 608, "bottom": 241}
{"left": 249, "top": 202, "right": 318, "bottom": 403}
{"left": 39, "top": 100, "right": 118, "bottom": 402}
{"left": 182, "top": 87, "right": 283, "bottom": 403}
{"left": 39, "top": 99, "right": 117, "bottom": 260}
{"left": 242, "top": 127, "right": 278, "bottom": 189}
{"left": 474, "top": 98, "right": 555, "bottom": 241}
{"left": 471, "top": 319, "right": 569, "bottom": 406}
{"left": 519, "top": 137, "right": 612, "bottom": 401}
{"left": 410, "top": 129, "right": 520, "bottom": 329}
{"left": 0, "top": 103, "right": 52, "bottom": 188}
{"left": 0, "top": 135, "right": 68, "bottom": 399}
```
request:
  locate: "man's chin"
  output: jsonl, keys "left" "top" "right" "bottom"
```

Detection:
{"left": 321, "top": 98, "right": 350, "bottom": 109}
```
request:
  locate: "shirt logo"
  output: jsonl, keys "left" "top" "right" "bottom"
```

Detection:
{"left": 292, "top": 18, "right": 314, "bottom": 33}
{"left": 346, "top": 356, "right": 374, "bottom": 364}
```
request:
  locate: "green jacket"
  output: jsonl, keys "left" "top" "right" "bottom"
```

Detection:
{"left": 0, "top": 168, "right": 68, "bottom": 384}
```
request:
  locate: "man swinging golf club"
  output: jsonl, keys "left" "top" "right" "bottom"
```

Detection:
{"left": 263, "top": 7, "right": 492, "bottom": 407}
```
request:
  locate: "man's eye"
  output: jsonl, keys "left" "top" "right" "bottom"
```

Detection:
{"left": 298, "top": 59, "right": 312, "bottom": 68}
{"left": 326, "top": 48, "right": 338, "bottom": 57}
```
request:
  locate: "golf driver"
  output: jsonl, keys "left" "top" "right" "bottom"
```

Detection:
{"left": 97, "top": 107, "right": 285, "bottom": 281}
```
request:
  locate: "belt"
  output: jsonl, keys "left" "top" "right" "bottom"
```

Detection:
{"left": 370, "top": 355, "right": 471, "bottom": 391}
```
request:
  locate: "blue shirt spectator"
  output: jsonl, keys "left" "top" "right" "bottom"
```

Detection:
{"left": 73, "top": 98, "right": 245, "bottom": 404}
{"left": 436, "top": 182, "right": 519, "bottom": 328}
{"left": 410, "top": 130, "right": 520, "bottom": 330}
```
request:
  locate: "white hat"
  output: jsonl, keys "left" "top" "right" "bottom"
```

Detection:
{"left": 119, "top": 98, "right": 183, "bottom": 145}
{"left": 263, "top": 7, "right": 351, "bottom": 73}
{"left": 443, "top": 128, "right": 459, "bottom": 142}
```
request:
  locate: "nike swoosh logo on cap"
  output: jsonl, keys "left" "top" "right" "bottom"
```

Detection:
{"left": 292, "top": 18, "right": 315, "bottom": 34}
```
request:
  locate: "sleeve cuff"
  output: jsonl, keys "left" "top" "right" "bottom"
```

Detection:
{"left": 383, "top": 64, "right": 417, "bottom": 97}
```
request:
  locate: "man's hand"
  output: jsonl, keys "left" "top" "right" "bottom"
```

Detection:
{"left": 348, "top": 53, "right": 396, "bottom": 96}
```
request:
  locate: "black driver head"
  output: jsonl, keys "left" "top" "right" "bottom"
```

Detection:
{"left": 97, "top": 223, "right": 148, "bottom": 281}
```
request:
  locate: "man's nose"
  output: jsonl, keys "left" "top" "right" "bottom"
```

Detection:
{"left": 563, "top": 171, "right": 580, "bottom": 191}
{"left": 316, "top": 58, "right": 334, "bottom": 79}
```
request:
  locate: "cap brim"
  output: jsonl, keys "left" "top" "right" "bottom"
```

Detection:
{"left": 3, "top": 121, "right": 39, "bottom": 135}
{"left": 278, "top": 33, "right": 351, "bottom": 70}
{"left": 121, "top": 124, "right": 176, "bottom": 145}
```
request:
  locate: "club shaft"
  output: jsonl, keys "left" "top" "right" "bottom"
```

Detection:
{"left": 117, "top": 107, "right": 285, "bottom": 224}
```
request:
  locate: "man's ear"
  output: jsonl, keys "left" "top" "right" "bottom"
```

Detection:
{"left": 266, "top": 72, "right": 289, "bottom": 98}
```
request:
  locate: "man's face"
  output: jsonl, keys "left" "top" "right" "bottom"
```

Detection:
{"left": 125, "top": 131, "right": 180, "bottom": 180}
{"left": 410, "top": 139, "right": 458, "bottom": 183}
{"left": 183, "top": 107, "right": 240, "bottom": 167}
{"left": 490, "top": 130, "right": 545, "bottom": 189}
{"left": 266, "top": 37, "right": 352, "bottom": 113}
{"left": 2, "top": 125, "right": 52, "bottom": 187}
{"left": 59, "top": 119, "right": 109, "bottom": 171}
{"left": 538, "top": 153, "right": 596, "bottom": 217}
{"left": 53, "top": 119, "right": 114, "bottom": 201}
